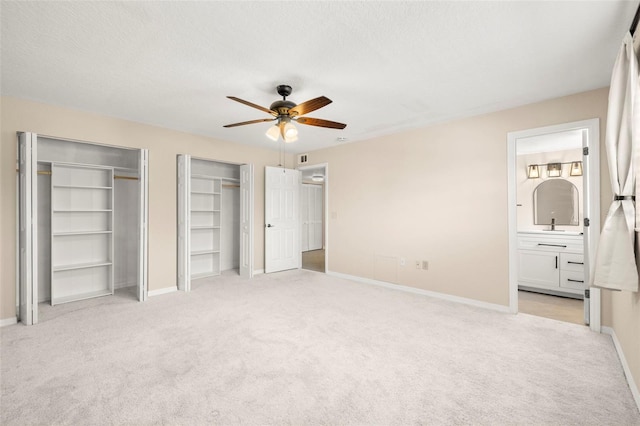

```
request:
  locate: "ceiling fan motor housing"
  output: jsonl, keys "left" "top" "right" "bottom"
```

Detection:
{"left": 270, "top": 99, "right": 296, "bottom": 116}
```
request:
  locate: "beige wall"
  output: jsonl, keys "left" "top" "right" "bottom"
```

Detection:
{"left": 2, "top": 89, "right": 638, "bottom": 398}
{"left": 0, "top": 96, "right": 291, "bottom": 320}
{"left": 307, "top": 87, "right": 638, "bottom": 390}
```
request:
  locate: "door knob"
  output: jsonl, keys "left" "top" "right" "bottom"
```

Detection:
{"left": 266, "top": 224, "right": 274, "bottom": 228}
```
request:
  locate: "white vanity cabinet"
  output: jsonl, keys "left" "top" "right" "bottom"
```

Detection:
{"left": 517, "top": 232, "right": 584, "bottom": 297}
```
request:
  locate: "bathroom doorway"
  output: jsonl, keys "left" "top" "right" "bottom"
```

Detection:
{"left": 507, "top": 119, "right": 601, "bottom": 330}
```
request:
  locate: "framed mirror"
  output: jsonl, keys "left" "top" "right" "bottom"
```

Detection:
{"left": 533, "top": 179, "right": 579, "bottom": 225}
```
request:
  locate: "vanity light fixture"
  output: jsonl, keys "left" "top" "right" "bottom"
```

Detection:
{"left": 547, "top": 163, "right": 562, "bottom": 177}
{"left": 569, "top": 161, "right": 583, "bottom": 176}
{"left": 527, "top": 164, "right": 540, "bottom": 179}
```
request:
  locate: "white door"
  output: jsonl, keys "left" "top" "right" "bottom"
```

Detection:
{"left": 265, "top": 166, "right": 300, "bottom": 273}
{"left": 177, "top": 154, "right": 191, "bottom": 291}
{"left": 309, "top": 185, "right": 323, "bottom": 250}
{"left": 240, "top": 164, "right": 254, "bottom": 278}
{"left": 18, "top": 132, "right": 38, "bottom": 325}
{"left": 301, "top": 185, "right": 310, "bottom": 252}
{"left": 581, "top": 128, "right": 600, "bottom": 328}
{"left": 137, "top": 149, "right": 149, "bottom": 301}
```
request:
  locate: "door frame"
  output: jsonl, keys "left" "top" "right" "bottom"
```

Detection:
{"left": 16, "top": 132, "right": 149, "bottom": 324}
{"left": 507, "top": 119, "right": 601, "bottom": 331}
{"left": 297, "top": 163, "right": 329, "bottom": 272}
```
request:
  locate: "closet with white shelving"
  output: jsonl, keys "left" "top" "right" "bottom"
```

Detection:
{"left": 17, "top": 132, "right": 148, "bottom": 325}
{"left": 177, "top": 155, "right": 254, "bottom": 291}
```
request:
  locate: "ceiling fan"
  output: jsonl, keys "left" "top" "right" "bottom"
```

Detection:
{"left": 223, "top": 85, "right": 347, "bottom": 143}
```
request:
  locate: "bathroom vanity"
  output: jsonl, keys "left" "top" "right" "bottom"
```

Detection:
{"left": 517, "top": 231, "right": 584, "bottom": 298}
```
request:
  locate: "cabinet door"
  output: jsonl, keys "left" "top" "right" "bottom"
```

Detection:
{"left": 518, "top": 249, "right": 559, "bottom": 289}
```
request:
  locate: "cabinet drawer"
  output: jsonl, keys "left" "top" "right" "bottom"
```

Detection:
{"left": 560, "top": 270, "right": 585, "bottom": 290}
{"left": 517, "top": 235, "right": 583, "bottom": 253}
{"left": 560, "top": 253, "right": 584, "bottom": 272}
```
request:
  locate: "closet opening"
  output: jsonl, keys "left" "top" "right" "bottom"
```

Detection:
{"left": 177, "top": 155, "right": 254, "bottom": 291}
{"left": 17, "top": 133, "right": 149, "bottom": 325}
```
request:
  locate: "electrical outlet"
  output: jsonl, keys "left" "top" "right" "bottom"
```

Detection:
{"left": 415, "top": 261, "right": 421, "bottom": 269}
{"left": 399, "top": 257, "right": 406, "bottom": 266}
{"left": 422, "top": 260, "right": 429, "bottom": 270}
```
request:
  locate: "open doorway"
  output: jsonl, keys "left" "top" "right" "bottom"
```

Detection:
{"left": 298, "top": 163, "right": 328, "bottom": 273}
{"left": 507, "top": 119, "right": 600, "bottom": 330}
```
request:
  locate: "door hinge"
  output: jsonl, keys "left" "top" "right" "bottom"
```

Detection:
{"left": 584, "top": 218, "right": 590, "bottom": 227}
{"left": 583, "top": 147, "right": 589, "bottom": 156}
{"left": 584, "top": 289, "right": 590, "bottom": 299}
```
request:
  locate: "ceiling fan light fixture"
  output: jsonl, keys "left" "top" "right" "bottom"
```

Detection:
{"left": 284, "top": 121, "right": 298, "bottom": 138}
{"left": 265, "top": 124, "right": 280, "bottom": 141}
{"left": 284, "top": 133, "right": 298, "bottom": 143}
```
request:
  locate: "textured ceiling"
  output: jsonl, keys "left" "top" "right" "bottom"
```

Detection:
{"left": 1, "top": 1, "right": 637, "bottom": 154}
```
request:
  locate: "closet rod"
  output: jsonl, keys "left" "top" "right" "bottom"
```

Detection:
{"left": 17, "top": 170, "right": 138, "bottom": 180}
{"left": 631, "top": 2, "right": 640, "bottom": 36}
{"left": 222, "top": 183, "right": 240, "bottom": 188}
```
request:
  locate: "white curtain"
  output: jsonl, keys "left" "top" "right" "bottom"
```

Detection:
{"left": 592, "top": 32, "right": 639, "bottom": 292}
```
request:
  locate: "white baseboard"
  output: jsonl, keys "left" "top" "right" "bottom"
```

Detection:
{"left": 253, "top": 269, "right": 264, "bottom": 276}
{"left": 0, "top": 317, "right": 18, "bottom": 327}
{"left": 115, "top": 281, "right": 136, "bottom": 290}
{"left": 326, "top": 271, "right": 511, "bottom": 314}
{"left": 148, "top": 286, "right": 177, "bottom": 297}
{"left": 601, "top": 326, "right": 640, "bottom": 412}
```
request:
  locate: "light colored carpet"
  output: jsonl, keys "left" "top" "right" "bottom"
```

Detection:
{"left": 1, "top": 270, "right": 638, "bottom": 425}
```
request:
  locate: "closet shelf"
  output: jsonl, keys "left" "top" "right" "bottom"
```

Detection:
{"left": 53, "top": 230, "right": 112, "bottom": 236}
{"left": 53, "top": 209, "right": 113, "bottom": 213}
{"left": 191, "top": 271, "right": 221, "bottom": 280}
{"left": 191, "top": 249, "right": 221, "bottom": 256}
{"left": 53, "top": 261, "right": 112, "bottom": 272}
{"left": 191, "top": 209, "right": 219, "bottom": 213}
{"left": 191, "top": 191, "right": 220, "bottom": 195}
{"left": 53, "top": 184, "right": 112, "bottom": 190}
{"left": 191, "top": 225, "right": 221, "bottom": 230}
{"left": 52, "top": 288, "right": 113, "bottom": 305}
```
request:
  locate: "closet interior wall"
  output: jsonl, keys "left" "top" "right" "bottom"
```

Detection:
{"left": 36, "top": 137, "right": 140, "bottom": 304}
{"left": 190, "top": 158, "right": 241, "bottom": 276}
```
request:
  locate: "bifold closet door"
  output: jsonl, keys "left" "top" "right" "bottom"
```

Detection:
{"left": 177, "top": 154, "right": 191, "bottom": 291}
{"left": 239, "top": 164, "right": 254, "bottom": 278}
{"left": 18, "top": 132, "right": 38, "bottom": 325}
{"left": 137, "top": 149, "right": 149, "bottom": 302}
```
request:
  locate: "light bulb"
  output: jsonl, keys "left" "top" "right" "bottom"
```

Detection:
{"left": 265, "top": 125, "right": 280, "bottom": 141}
{"left": 284, "top": 121, "right": 297, "bottom": 138}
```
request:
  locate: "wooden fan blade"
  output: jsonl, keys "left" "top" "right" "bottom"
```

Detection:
{"left": 227, "top": 96, "right": 278, "bottom": 116}
{"left": 288, "top": 96, "right": 332, "bottom": 117}
{"left": 296, "top": 117, "right": 347, "bottom": 129}
{"left": 223, "top": 118, "right": 276, "bottom": 128}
